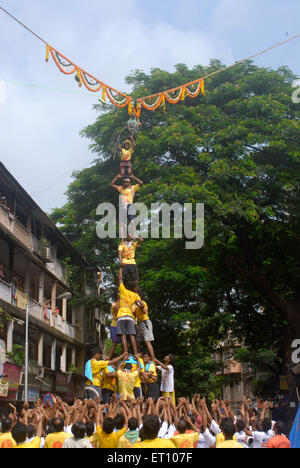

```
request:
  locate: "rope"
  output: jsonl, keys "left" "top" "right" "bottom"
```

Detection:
{"left": 0, "top": 5, "right": 47, "bottom": 44}
{"left": 1, "top": 5, "right": 300, "bottom": 107}
{"left": 138, "top": 32, "right": 300, "bottom": 102}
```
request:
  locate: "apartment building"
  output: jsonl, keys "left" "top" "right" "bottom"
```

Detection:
{"left": 0, "top": 162, "right": 105, "bottom": 405}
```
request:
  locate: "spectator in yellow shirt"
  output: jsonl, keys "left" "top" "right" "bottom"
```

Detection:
{"left": 0, "top": 417, "right": 16, "bottom": 448}
{"left": 12, "top": 410, "right": 44, "bottom": 448}
{"left": 96, "top": 404, "right": 128, "bottom": 448}
{"left": 117, "top": 417, "right": 140, "bottom": 448}
{"left": 216, "top": 419, "right": 244, "bottom": 449}
{"left": 44, "top": 418, "right": 72, "bottom": 448}
{"left": 133, "top": 415, "right": 175, "bottom": 449}
{"left": 171, "top": 418, "right": 200, "bottom": 448}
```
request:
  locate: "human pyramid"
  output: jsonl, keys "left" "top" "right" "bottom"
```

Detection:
{"left": 84, "top": 134, "right": 175, "bottom": 406}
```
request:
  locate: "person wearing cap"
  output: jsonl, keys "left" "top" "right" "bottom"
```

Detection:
{"left": 84, "top": 347, "right": 127, "bottom": 400}
{"left": 110, "top": 173, "right": 143, "bottom": 239}
{"left": 119, "top": 135, "right": 136, "bottom": 177}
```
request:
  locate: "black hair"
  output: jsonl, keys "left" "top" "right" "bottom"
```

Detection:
{"left": 126, "top": 280, "right": 138, "bottom": 293}
{"left": 142, "top": 415, "right": 160, "bottom": 440}
{"left": 1, "top": 417, "right": 12, "bottom": 432}
{"left": 177, "top": 419, "right": 187, "bottom": 434}
{"left": 167, "top": 354, "right": 175, "bottom": 365}
{"left": 103, "top": 417, "right": 115, "bottom": 435}
{"left": 86, "top": 422, "right": 94, "bottom": 437}
{"left": 274, "top": 421, "right": 285, "bottom": 435}
{"left": 91, "top": 346, "right": 101, "bottom": 357}
{"left": 26, "top": 424, "right": 35, "bottom": 438}
{"left": 139, "top": 426, "right": 146, "bottom": 441}
{"left": 46, "top": 418, "right": 56, "bottom": 435}
{"left": 128, "top": 417, "right": 138, "bottom": 431}
{"left": 53, "top": 417, "right": 64, "bottom": 433}
{"left": 220, "top": 418, "right": 236, "bottom": 440}
{"left": 12, "top": 422, "right": 27, "bottom": 444}
{"left": 71, "top": 422, "right": 86, "bottom": 439}
{"left": 124, "top": 363, "right": 133, "bottom": 371}
{"left": 114, "top": 413, "right": 125, "bottom": 430}
{"left": 262, "top": 418, "right": 272, "bottom": 433}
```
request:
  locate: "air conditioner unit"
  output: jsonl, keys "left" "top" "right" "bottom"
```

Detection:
{"left": 40, "top": 246, "right": 53, "bottom": 263}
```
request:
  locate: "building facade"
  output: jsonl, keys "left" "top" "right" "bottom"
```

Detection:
{"left": 0, "top": 162, "right": 105, "bottom": 406}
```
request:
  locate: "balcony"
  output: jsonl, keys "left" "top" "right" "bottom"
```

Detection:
{"left": 0, "top": 279, "right": 79, "bottom": 342}
{"left": 0, "top": 205, "right": 68, "bottom": 286}
{"left": 0, "top": 278, "right": 12, "bottom": 304}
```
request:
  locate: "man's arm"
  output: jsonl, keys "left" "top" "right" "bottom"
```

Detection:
{"left": 130, "top": 174, "right": 143, "bottom": 186}
{"left": 110, "top": 174, "right": 122, "bottom": 190}
{"left": 153, "top": 357, "right": 169, "bottom": 371}
{"left": 130, "top": 135, "right": 136, "bottom": 147}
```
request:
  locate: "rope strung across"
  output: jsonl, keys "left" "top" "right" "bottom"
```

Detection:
{"left": 1, "top": 5, "right": 300, "bottom": 118}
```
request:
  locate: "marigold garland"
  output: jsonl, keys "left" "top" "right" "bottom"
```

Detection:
{"left": 45, "top": 43, "right": 206, "bottom": 117}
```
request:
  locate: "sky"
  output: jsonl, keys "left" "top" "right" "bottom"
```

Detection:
{"left": 0, "top": 0, "right": 300, "bottom": 213}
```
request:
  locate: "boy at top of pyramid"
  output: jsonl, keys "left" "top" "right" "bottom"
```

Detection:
{"left": 119, "top": 135, "right": 136, "bottom": 177}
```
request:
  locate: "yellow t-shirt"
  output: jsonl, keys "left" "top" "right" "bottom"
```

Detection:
{"left": 217, "top": 440, "right": 244, "bottom": 448}
{"left": 118, "top": 283, "right": 140, "bottom": 319}
{"left": 102, "top": 366, "right": 117, "bottom": 392}
{"left": 133, "top": 438, "right": 175, "bottom": 448}
{"left": 171, "top": 432, "right": 199, "bottom": 449}
{"left": 0, "top": 432, "right": 17, "bottom": 448}
{"left": 145, "top": 362, "right": 157, "bottom": 384}
{"left": 87, "top": 433, "right": 100, "bottom": 449}
{"left": 117, "top": 433, "right": 140, "bottom": 448}
{"left": 118, "top": 241, "right": 139, "bottom": 265}
{"left": 135, "top": 300, "right": 149, "bottom": 322}
{"left": 117, "top": 184, "right": 140, "bottom": 205}
{"left": 117, "top": 369, "right": 139, "bottom": 399}
{"left": 96, "top": 426, "right": 127, "bottom": 449}
{"left": 85, "top": 359, "right": 109, "bottom": 387}
{"left": 44, "top": 432, "right": 72, "bottom": 448}
{"left": 15, "top": 437, "right": 41, "bottom": 449}
{"left": 111, "top": 304, "right": 118, "bottom": 327}
{"left": 121, "top": 147, "right": 134, "bottom": 161}
{"left": 132, "top": 357, "right": 145, "bottom": 388}
{"left": 216, "top": 432, "right": 238, "bottom": 447}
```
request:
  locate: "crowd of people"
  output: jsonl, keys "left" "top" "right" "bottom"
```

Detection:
{"left": 0, "top": 394, "right": 291, "bottom": 448}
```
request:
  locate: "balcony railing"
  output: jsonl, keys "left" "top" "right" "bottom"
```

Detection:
{"left": 0, "top": 279, "right": 12, "bottom": 304}
{"left": 0, "top": 279, "right": 80, "bottom": 342}
{"left": 0, "top": 206, "right": 68, "bottom": 286}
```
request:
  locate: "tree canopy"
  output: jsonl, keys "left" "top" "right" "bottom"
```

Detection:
{"left": 51, "top": 60, "right": 300, "bottom": 398}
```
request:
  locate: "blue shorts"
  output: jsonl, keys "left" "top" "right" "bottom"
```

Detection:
{"left": 110, "top": 326, "right": 121, "bottom": 344}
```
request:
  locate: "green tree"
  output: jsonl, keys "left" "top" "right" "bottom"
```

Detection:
{"left": 51, "top": 61, "right": 300, "bottom": 400}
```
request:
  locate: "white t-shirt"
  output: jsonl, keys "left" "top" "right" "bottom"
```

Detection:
{"left": 198, "top": 429, "right": 216, "bottom": 448}
{"left": 62, "top": 437, "right": 93, "bottom": 448}
{"left": 251, "top": 430, "right": 274, "bottom": 448}
{"left": 234, "top": 431, "right": 248, "bottom": 448}
{"left": 157, "top": 365, "right": 174, "bottom": 393}
{"left": 210, "top": 420, "right": 222, "bottom": 435}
